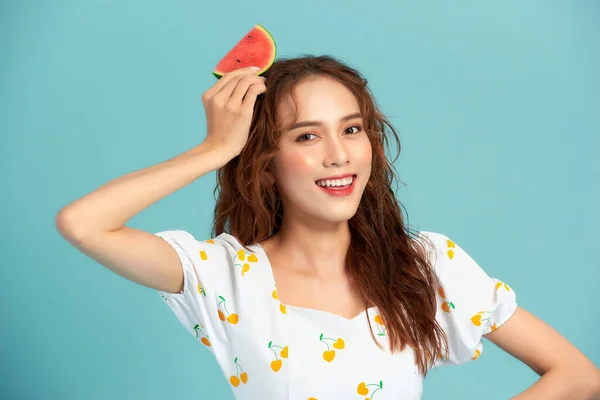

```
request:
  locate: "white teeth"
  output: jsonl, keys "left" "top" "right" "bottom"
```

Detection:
{"left": 316, "top": 176, "right": 354, "bottom": 187}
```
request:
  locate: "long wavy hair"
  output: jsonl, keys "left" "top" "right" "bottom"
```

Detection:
{"left": 211, "top": 55, "right": 448, "bottom": 376}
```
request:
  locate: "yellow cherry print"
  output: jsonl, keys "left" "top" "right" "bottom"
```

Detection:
{"left": 280, "top": 346, "right": 288, "bottom": 358}
{"left": 322, "top": 350, "right": 335, "bottom": 362}
{"left": 320, "top": 333, "right": 345, "bottom": 362}
{"left": 230, "top": 357, "right": 248, "bottom": 387}
{"left": 446, "top": 239, "right": 456, "bottom": 260}
{"left": 471, "top": 310, "right": 492, "bottom": 326}
{"left": 192, "top": 323, "right": 211, "bottom": 347}
{"left": 441, "top": 301, "right": 455, "bottom": 313}
{"left": 268, "top": 341, "right": 287, "bottom": 372}
{"left": 438, "top": 286, "right": 454, "bottom": 312}
{"left": 218, "top": 296, "right": 238, "bottom": 325}
{"left": 272, "top": 287, "right": 287, "bottom": 314}
{"left": 357, "top": 382, "right": 369, "bottom": 395}
{"left": 357, "top": 380, "right": 383, "bottom": 399}
{"left": 233, "top": 249, "right": 259, "bottom": 276}
{"left": 333, "top": 338, "right": 345, "bottom": 349}
{"left": 373, "top": 315, "right": 386, "bottom": 337}
{"left": 271, "top": 359, "right": 282, "bottom": 372}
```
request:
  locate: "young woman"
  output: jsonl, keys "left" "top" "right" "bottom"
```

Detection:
{"left": 56, "top": 56, "right": 600, "bottom": 399}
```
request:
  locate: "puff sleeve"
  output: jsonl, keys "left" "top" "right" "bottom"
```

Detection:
{"left": 420, "top": 231, "right": 518, "bottom": 366}
{"left": 155, "top": 230, "right": 235, "bottom": 353}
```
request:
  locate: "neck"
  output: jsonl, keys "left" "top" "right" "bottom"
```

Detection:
{"left": 271, "top": 220, "right": 352, "bottom": 278}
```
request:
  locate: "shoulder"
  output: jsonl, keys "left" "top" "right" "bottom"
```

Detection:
{"left": 412, "top": 230, "right": 455, "bottom": 265}
{"left": 154, "top": 229, "right": 264, "bottom": 279}
{"left": 154, "top": 229, "right": 255, "bottom": 257}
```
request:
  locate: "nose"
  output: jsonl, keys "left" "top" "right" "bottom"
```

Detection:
{"left": 322, "top": 135, "right": 350, "bottom": 167}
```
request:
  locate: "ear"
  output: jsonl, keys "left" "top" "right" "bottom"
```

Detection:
{"left": 265, "top": 163, "right": 276, "bottom": 185}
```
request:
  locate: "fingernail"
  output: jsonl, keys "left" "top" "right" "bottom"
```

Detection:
{"left": 250, "top": 66, "right": 260, "bottom": 71}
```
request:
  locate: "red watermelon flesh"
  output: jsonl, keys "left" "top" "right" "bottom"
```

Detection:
{"left": 212, "top": 24, "right": 276, "bottom": 78}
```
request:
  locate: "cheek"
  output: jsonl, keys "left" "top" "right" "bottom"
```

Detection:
{"left": 277, "top": 151, "right": 319, "bottom": 179}
{"left": 355, "top": 138, "right": 373, "bottom": 164}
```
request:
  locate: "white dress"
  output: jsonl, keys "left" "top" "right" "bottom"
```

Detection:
{"left": 155, "top": 230, "right": 517, "bottom": 400}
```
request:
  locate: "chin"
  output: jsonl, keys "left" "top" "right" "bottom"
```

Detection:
{"left": 315, "top": 208, "right": 360, "bottom": 223}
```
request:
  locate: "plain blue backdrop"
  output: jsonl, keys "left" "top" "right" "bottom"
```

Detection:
{"left": 1, "top": 1, "right": 598, "bottom": 399}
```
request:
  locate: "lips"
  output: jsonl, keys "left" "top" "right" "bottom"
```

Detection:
{"left": 315, "top": 174, "right": 357, "bottom": 186}
{"left": 316, "top": 175, "right": 357, "bottom": 196}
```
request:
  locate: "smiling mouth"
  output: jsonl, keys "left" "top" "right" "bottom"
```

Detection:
{"left": 315, "top": 174, "right": 357, "bottom": 188}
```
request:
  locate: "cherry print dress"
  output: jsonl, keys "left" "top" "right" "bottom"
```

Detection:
{"left": 155, "top": 230, "right": 517, "bottom": 399}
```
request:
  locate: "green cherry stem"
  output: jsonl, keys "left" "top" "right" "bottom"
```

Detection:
{"left": 370, "top": 387, "right": 381, "bottom": 399}
{"left": 267, "top": 341, "right": 279, "bottom": 360}
{"left": 222, "top": 302, "right": 230, "bottom": 315}
{"left": 193, "top": 324, "right": 206, "bottom": 339}
{"left": 234, "top": 360, "right": 244, "bottom": 374}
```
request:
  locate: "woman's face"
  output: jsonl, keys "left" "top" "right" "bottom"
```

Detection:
{"left": 269, "top": 75, "right": 372, "bottom": 225}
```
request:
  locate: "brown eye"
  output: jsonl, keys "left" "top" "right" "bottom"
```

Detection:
{"left": 296, "top": 133, "right": 316, "bottom": 142}
{"left": 346, "top": 125, "right": 362, "bottom": 134}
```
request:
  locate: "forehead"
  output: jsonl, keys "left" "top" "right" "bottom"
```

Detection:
{"left": 276, "top": 76, "right": 360, "bottom": 125}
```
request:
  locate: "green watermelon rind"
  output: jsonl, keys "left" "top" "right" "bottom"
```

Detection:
{"left": 212, "top": 23, "right": 277, "bottom": 79}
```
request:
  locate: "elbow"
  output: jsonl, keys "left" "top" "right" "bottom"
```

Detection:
{"left": 547, "top": 363, "right": 600, "bottom": 399}
{"left": 55, "top": 208, "right": 87, "bottom": 240}
{"left": 56, "top": 208, "right": 74, "bottom": 235}
{"left": 574, "top": 366, "right": 600, "bottom": 400}
{"left": 589, "top": 370, "right": 600, "bottom": 400}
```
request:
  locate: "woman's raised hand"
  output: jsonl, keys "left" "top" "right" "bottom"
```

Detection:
{"left": 201, "top": 66, "right": 267, "bottom": 158}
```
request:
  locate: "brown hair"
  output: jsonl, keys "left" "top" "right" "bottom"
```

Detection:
{"left": 211, "top": 55, "right": 448, "bottom": 376}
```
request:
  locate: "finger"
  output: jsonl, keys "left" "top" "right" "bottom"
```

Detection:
{"left": 240, "top": 82, "right": 267, "bottom": 114}
{"left": 206, "top": 67, "right": 260, "bottom": 98}
{"left": 213, "top": 74, "right": 245, "bottom": 103}
{"left": 229, "top": 75, "right": 266, "bottom": 105}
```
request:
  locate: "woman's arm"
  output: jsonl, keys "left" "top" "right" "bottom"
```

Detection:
{"left": 55, "top": 66, "right": 266, "bottom": 294}
{"left": 484, "top": 306, "right": 600, "bottom": 399}
{"left": 56, "top": 143, "right": 231, "bottom": 239}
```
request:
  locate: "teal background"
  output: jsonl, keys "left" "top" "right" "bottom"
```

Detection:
{"left": 2, "top": 0, "right": 598, "bottom": 399}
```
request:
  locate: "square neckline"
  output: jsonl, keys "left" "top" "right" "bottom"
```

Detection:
{"left": 252, "top": 239, "right": 378, "bottom": 322}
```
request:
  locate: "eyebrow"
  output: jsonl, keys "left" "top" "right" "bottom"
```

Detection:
{"left": 288, "top": 112, "right": 363, "bottom": 131}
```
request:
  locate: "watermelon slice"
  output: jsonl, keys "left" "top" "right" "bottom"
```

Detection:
{"left": 212, "top": 23, "right": 276, "bottom": 79}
